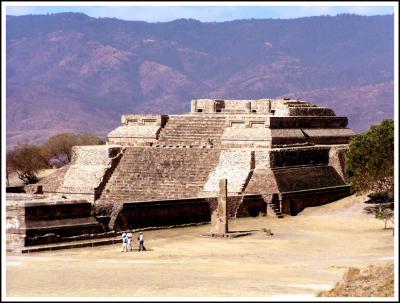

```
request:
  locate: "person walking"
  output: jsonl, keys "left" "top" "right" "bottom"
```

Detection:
{"left": 138, "top": 232, "right": 145, "bottom": 251}
{"left": 127, "top": 230, "right": 133, "bottom": 251}
{"left": 121, "top": 232, "right": 127, "bottom": 252}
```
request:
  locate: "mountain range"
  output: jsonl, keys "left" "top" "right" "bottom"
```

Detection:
{"left": 6, "top": 13, "right": 394, "bottom": 147}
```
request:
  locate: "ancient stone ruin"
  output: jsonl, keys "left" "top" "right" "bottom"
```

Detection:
{"left": 210, "top": 179, "right": 229, "bottom": 236}
{"left": 8, "top": 98, "right": 354, "bottom": 251}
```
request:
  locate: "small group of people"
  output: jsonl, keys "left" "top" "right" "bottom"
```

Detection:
{"left": 121, "top": 231, "right": 146, "bottom": 252}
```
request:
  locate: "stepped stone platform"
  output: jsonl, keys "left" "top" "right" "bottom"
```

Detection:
{"left": 6, "top": 194, "right": 107, "bottom": 252}
{"left": 8, "top": 98, "right": 356, "bottom": 251}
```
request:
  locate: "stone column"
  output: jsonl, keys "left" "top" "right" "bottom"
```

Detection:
{"left": 210, "top": 178, "right": 229, "bottom": 235}
{"left": 217, "top": 178, "right": 228, "bottom": 234}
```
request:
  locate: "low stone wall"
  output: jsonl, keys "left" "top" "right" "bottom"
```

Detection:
{"left": 121, "top": 114, "right": 168, "bottom": 126}
{"left": 112, "top": 195, "right": 266, "bottom": 231}
{"left": 191, "top": 99, "right": 272, "bottom": 114}
{"left": 303, "top": 128, "right": 355, "bottom": 145}
{"left": 269, "top": 116, "right": 348, "bottom": 129}
{"left": 272, "top": 100, "right": 336, "bottom": 117}
{"left": 285, "top": 107, "right": 336, "bottom": 117}
{"left": 235, "top": 195, "right": 267, "bottom": 217}
{"left": 270, "top": 129, "right": 307, "bottom": 145}
{"left": 207, "top": 196, "right": 241, "bottom": 218}
{"left": 280, "top": 185, "right": 351, "bottom": 215}
{"left": 108, "top": 125, "right": 162, "bottom": 146}
{"left": 207, "top": 194, "right": 266, "bottom": 218}
{"left": 6, "top": 195, "right": 105, "bottom": 249}
{"left": 269, "top": 146, "right": 330, "bottom": 168}
{"left": 114, "top": 199, "right": 211, "bottom": 231}
{"left": 221, "top": 128, "right": 271, "bottom": 148}
{"left": 109, "top": 114, "right": 168, "bottom": 146}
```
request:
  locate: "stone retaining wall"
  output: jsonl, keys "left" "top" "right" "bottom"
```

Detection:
{"left": 112, "top": 195, "right": 266, "bottom": 231}
{"left": 269, "top": 146, "right": 330, "bottom": 168}
{"left": 203, "top": 150, "right": 254, "bottom": 193}
{"left": 58, "top": 145, "right": 123, "bottom": 202}
{"left": 329, "top": 145, "right": 350, "bottom": 182}
{"left": 108, "top": 125, "right": 162, "bottom": 146}
{"left": 6, "top": 195, "right": 105, "bottom": 249}
{"left": 108, "top": 114, "right": 168, "bottom": 146}
{"left": 280, "top": 186, "right": 351, "bottom": 215}
{"left": 221, "top": 128, "right": 271, "bottom": 148}
{"left": 269, "top": 116, "right": 348, "bottom": 129}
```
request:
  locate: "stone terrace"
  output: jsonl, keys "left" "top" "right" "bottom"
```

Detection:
{"left": 157, "top": 115, "right": 227, "bottom": 147}
{"left": 98, "top": 147, "right": 220, "bottom": 203}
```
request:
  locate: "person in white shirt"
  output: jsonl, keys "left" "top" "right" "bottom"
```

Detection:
{"left": 121, "top": 232, "right": 127, "bottom": 252}
{"left": 127, "top": 231, "right": 133, "bottom": 251}
{"left": 138, "top": 232, "right": 145, "bottom": 251}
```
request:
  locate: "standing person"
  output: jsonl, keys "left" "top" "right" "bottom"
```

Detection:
{"left": 121, "top": 232, "right": 127, "bottom": 252}
{"left": 138, "top": 232, "right": 145, "bottom": 251}
{"left": 127, "top": 230, "right": 133, "bottom": 251}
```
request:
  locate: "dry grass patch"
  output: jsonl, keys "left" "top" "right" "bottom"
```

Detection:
{"left": 318, "top": 262, "right": 394, "bottom": 297}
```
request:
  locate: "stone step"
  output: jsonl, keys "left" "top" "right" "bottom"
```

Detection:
{"left": 98, "top": 147, "right": 220, "bottom": 202}
{"left": 15, "top": 236, "right": 121, "bottom": 253}
{"left": 168, "top": 117, "right": 226, "bottom": 120}
{"left": 159, "top": 129, "right": 224, "bottom": 134}
{"left": 158, "top": 136, "right": 222, "bottom": 140}
{"left": 164, "top": 120, "right": 226, "bottom": 124}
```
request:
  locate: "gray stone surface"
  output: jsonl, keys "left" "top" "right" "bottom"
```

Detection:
{"left": 204, "top": 150, "right": 253, "bottom": 193}
{"left": 210, "top": 179, "right": 228, "bottom": 235}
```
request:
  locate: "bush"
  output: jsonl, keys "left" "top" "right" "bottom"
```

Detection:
{"left": 346, "top": 119, "right": 394, "bottom": 195}
{"left": 6, "top": 143, "right": 49, "bottom": 184}
{"left": 41, "top": 133, "right": 105, "bottom": 166}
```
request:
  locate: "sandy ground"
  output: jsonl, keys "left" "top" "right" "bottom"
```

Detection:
{"left": 5, "top": 194, "right": 395, "bottom": 298}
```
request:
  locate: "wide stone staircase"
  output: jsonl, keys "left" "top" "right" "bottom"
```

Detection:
{"left": 98, "top": 147, "right": 220, "bottom": 203}
{"left": 157, "top": 115, "right": 227, "bottom": 147}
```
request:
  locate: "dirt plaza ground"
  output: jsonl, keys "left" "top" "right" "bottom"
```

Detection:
{"left": 5, "top": 194, "right": 395, "bottom": 298}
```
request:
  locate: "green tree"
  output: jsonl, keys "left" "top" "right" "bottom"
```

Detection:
{"left": 346, "top": 119, "right": 394, "bottom": 195}
{"left": 6, "top": 143, "right": 49, "bottom": 184}
{"left": 41, "top": 133, "right": 105, "bottom": 166}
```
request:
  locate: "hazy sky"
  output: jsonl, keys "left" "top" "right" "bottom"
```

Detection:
{"left": 4, "top": 2, "right": 395, "bottom": 22}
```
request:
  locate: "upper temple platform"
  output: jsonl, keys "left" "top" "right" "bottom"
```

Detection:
{"left": 190, "top": 98, "right": 335, "bottom": 116}
{"left": 107, "top": 98, "right": 354, "bottom": 148}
